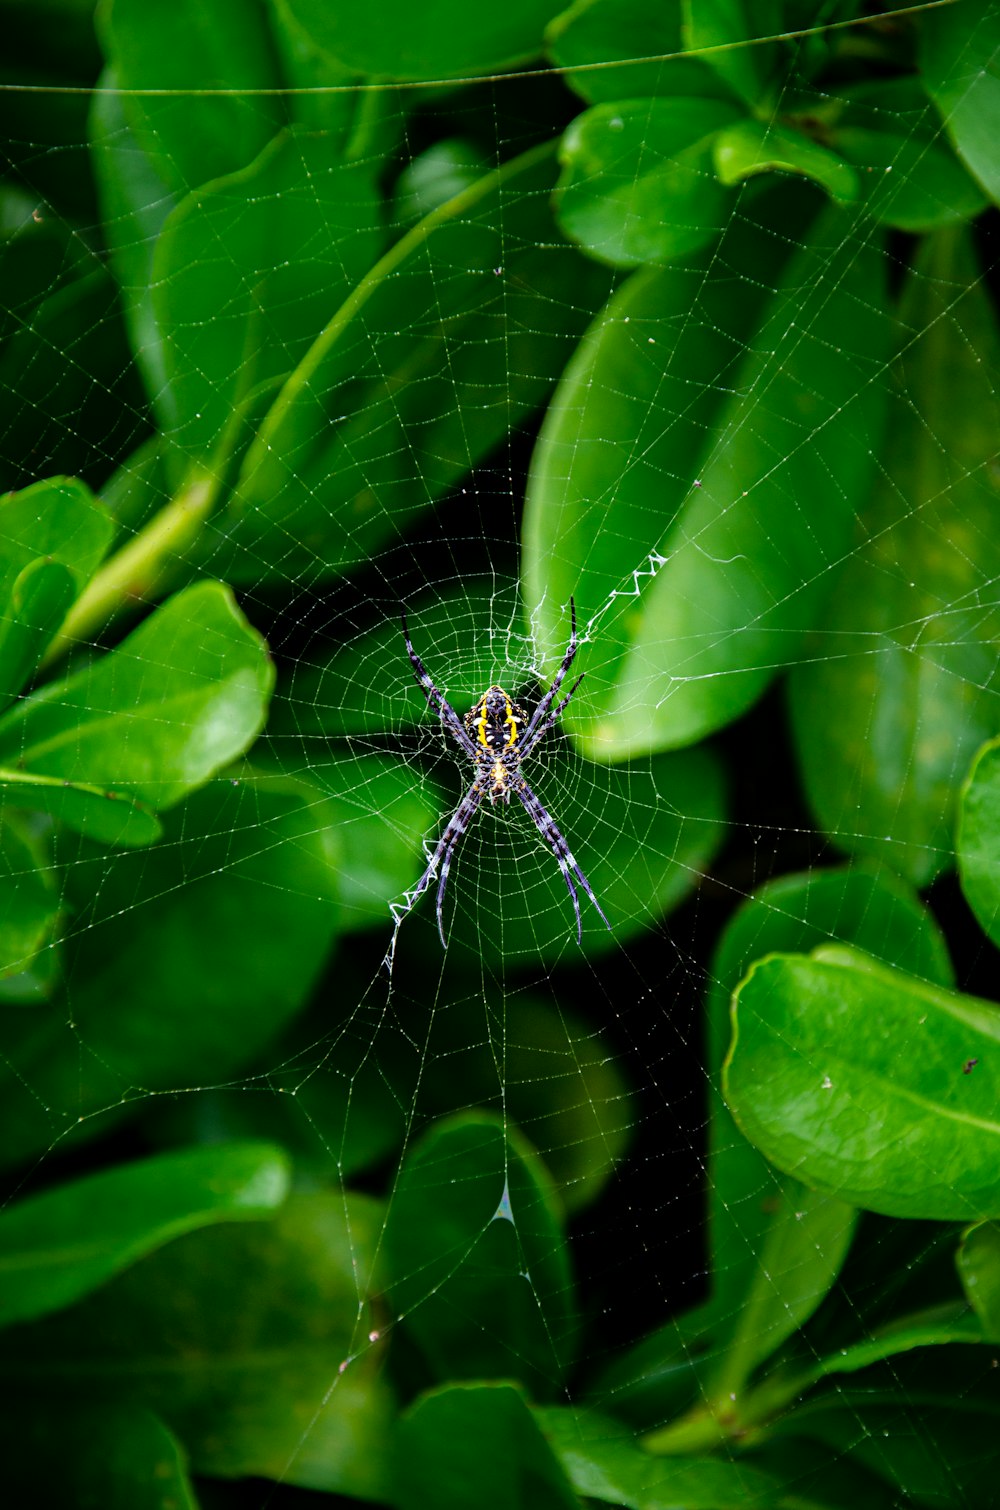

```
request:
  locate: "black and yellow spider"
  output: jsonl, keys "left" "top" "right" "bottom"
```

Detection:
{"left": 398, "top": 599, "right": 611, "bottom": 946}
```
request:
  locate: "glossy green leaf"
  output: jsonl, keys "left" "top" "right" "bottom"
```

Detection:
{"left": 384, "top": 1112, "right": 576, "bottom": 1394}
{"left": 98, "top": 0, "right": 285, "bottom": 196}
{"left": 0, "top": 582, "right": 273, "bottom": 812}
{"left": 0, "top": 560, "right": 76, "bottom": 705}
{"left": 0, "top": 476, "right": 113, "bottom": 703}
{"left": 296, "top": 755, "right": 442, "bottom": 930}
{"left": 0, "top": 1405, "right": 198, "bottom": 1510}
{"left": 706, "top": 866, "right": 953, "bottom": 1328}
{"left": 958, "top": 1222, "right": 1000, "bottom": 1339}
{"left": 828, "top": 78, "right": 988, "bottom": 231}
{"left": 546, "top": 0, "right": 725, "bottom": 105}
{"left": 0, "top": 476, "right": 111, "bottom": 604}
{"left": 0, "top": 1141, "right": 289, "bottom": 1327}
{"left": 778, "top": 1359, "right": 1000, "bottom": 1510}
{"left": 0, "top": 813, "right": 60, "bottom": 987}
{"left": 836, "top": 123, "right": 988, "bottom": 229}
{"left": 0, "top": 776, "right": 338, "bottom": 1169}
{"left": 802, "top": 1303, "right": 983, "bottom": 1386}
{"left": 525, "top": 198, "right": 889, "bottom": 757}
{"left": 394, "top": 139, "right": 493, "bottom": 225}
{"left": 957, "top": 734, "right": 1000, "bottom": 947}
{"left": 0, "top": 769, "right": 162, "bottom": 848}
{"left": 921, "top": 4, "right": 1000, "bottom": 203}
{"left": 268, "top": 0, "right": 399, "bottom": 147}
{"left": 726, "top": 945, "right": 1000, "bottom": 1221}
{"left": 0, "top": 1191, "right": 393, "bottom": 1497}
{"left": 89, "top": 76, "right": 178, "bottom": 424}
{"left": 706, "top": 1185, "right": 857, "bottom": 1402}
{"left": 681, "top": 0, "right": 780, "bottom": 109}
{"left": 538, "top": 1404, "right": 802, "bottom": 1507}
{"left": 713, "top": 119, "right": 858, "bottom": 201}
{"left": 555, "top": 97, "right": 742, "bottom": 267}
{"left": 281, "top": 0, "right": 561, "bottom": 79}
{"left": 223, "top": 145, "right": 609, "bottom": 585}
{"left": 153, "top": 127, "right": 383, "bottom": 460}
{"left": 789, "top": 228, "right": 1000, "bottom": 886}
{"left": 397, "top": 1383, "right": 579, "bottom": 1510}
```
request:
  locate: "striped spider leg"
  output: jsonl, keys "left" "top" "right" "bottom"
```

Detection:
{"left": 396, "top": 602, "right": 611, "bottom": 946}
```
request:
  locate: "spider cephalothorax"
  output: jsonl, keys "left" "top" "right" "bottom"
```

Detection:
{"left": 396, "top": 600, "right": 611, "bottom": 946}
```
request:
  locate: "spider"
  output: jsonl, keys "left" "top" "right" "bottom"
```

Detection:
{"left": 397, "top": 599, "right": 611, "bottom": 947}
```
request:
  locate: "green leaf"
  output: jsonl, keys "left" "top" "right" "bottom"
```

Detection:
{"left": 0, "top": 1191, "right": 393, "bottom": 1498}
{"left": 706, "top": 1185, "right": 857, "bottom": 1402}
{"left": 0, "top": 476, "right": 113, "bottom": 703}
{"left": 97, "top": 0, "right": 285, "bottom": 195}
{"left": 546, "top": 0, "right": 725, "bottom": 105}
{"left": 555, "top": 97, "right": 742, "bottom": 268}
{"left": 394, "top": 139, "right": 493, "bottom": 225}
{"left": 828, "top": 79, "right": 988, "bottom": 231}
{"left": 153, "top": 127, "right": 383, "bottom": 461}
{"left": 706, "top": 866, "right": 953, "bottom": 1329}
{"left": 0, "top": 1141, "right": 289, "bottom": 1328}
{"left": 397, "top": 1383, "right": 579, "bottom": 1510}
{"left": 0, "top": 581, "right": 274, "bottom": 814}
{"left": 920, "top": 4, "right": 1000, "bottom": 204}
{"left": 726, "top": 945, "right": 1000, "bottom": 1221}
{"left": 803, "top": 1303, "right": 984, "bottom": 1385}
{"left": 957, "top": 734, "right": 1000, "bottom": 947}
{"left": 0, "top": 1405, "right": 198, "bottom": 1510}
{"left": 384, "top": 1112, "right": 576, "bottom": 1394}
{"left": 789, "top": 228, "right": 1000, "bottom": 886}
{"left": 0, "top": 769, "right": 162, "bottom": 848}
{"left": 524, "top": 199, "right": 890, "bottom": 757}
{"left": 681, "top": 0, "right": 781, "bottom": 109}
{"left": 0, "top": 813, "right": 60, "bottom": 988}
{"left": 713, "top": 119, "right": 858, "bottom": 201}
{"left": 224, "top": 145, "right": 610, "bottom": 585}
{"left": 301, "top": 755, "right": 444, "bottom": 931}
{"left": 835, "top": 122, "right": 988, "bottom": 230}
{"left": 88, "top": 75, "right": 178, "bottom": 425}
{"left": 0, "top": 776, "right": 338, "bottom": 1169}
{"left": 537, "top": 1404, "right": 803, "bottom": 1507}
{"left": 958, "top": 1222, "right": 1000, "bottom": 1339}
{"left": 280, "top": 0, "right": 562, "bottom": 79}
{"left": 0, "top": 476, "right": 111, "bottom": 600}
{"left": 268, "top": 0, "right": 399, "bottom": 147}
{"left": 777, "top": 1361, "right": 1000, "bottom": 1510}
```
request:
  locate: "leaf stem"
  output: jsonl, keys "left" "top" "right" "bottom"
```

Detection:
{"left": 41, "top": 472, "right": 217, "bottom": 667}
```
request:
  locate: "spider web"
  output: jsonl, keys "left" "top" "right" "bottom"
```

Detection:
{"left": 0, "top": 3, "right": 998, "bottom": 1506}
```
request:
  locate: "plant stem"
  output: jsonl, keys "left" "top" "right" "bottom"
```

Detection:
{"left": 41, "top": 472, "right": 217, "bottom": 667}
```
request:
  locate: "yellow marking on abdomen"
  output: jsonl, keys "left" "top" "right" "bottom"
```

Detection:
{"left": 503, "top": 695, "right": 518, "bottom": 749}
{"left": 475, "top": 700, "right": 489, "bottom": 747}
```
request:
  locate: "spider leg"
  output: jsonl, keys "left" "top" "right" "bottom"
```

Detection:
{"left": 402, "top": 612, "right": 478, "bottom": 758}
{"left": 520, "top": 598, "right": 579, "bottom": 749}
{"left": 397, "top": 781, "right": 484, "bottom": 947}
{"left": 518, "top": 670, "right": 585, "bottom": 760}
{"left": 515, "top": 778, "right": 611, "bottom": 944}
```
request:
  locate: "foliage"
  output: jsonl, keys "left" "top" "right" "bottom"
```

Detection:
{"left": 2, "top": 0, "right": 1000, "bottom": 1506}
